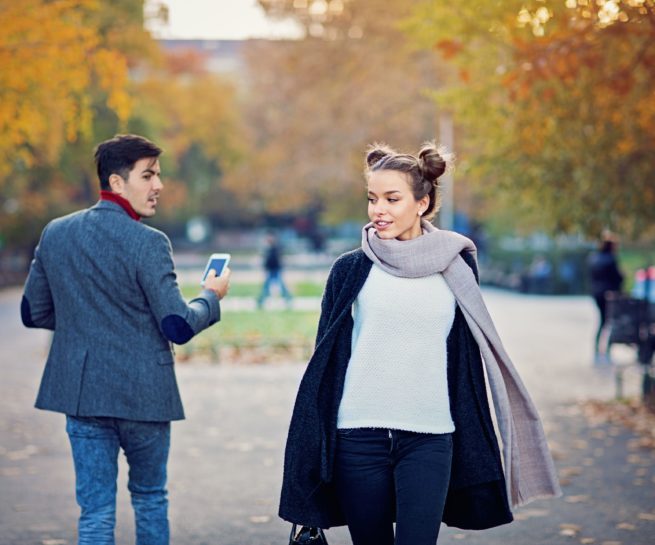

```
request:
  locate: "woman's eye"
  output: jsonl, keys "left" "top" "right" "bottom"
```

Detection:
{"left": 388, "top": 199, "right": 398, "bottom": 203}
{"left": 367, "top": 198, "right": 376, "bottom": 203}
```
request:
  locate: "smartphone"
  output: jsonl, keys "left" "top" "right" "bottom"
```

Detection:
{"left": 201, "top": 253, "right": 231, "bottom": 286}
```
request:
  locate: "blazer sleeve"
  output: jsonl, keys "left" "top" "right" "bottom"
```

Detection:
{"left": 137, "top": 230, "right": 221, "bottom": 344}
{"left": 21, "top": 225, "right": 55, "bottom": 330}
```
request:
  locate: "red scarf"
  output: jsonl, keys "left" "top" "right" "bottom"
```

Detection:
{"left": 100, "top": 190, "right": 141, "bottom": 221}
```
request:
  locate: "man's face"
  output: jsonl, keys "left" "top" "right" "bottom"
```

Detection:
{"left": 112, "top": 158, "right": 162, "bottom": 218}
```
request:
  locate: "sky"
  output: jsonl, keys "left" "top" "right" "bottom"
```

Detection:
{"left": 149, "top": 0, "right": 303, "bottom": 40}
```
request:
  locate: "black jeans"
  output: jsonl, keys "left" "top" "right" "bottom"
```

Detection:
{"left": 334, "top": 428, "right": 453, "bottom": 545}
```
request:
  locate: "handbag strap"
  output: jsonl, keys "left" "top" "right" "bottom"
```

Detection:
{"left": 289, "top": 524, "right": 328, "bottom": 544}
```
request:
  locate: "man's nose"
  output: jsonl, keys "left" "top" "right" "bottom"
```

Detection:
{"left": 153, "top": 176, "right": 163, "bottom": 191}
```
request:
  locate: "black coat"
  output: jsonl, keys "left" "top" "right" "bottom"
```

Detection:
{"left": 279, "top": 249, "right": 513, "bottom": 530}
{"left": 588, "top": 251, "right": 623, "bottom": 296}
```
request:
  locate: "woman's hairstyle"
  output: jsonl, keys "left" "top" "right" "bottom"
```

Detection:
{"left": 364, "top": 141, "right": 452, "bottom": 220}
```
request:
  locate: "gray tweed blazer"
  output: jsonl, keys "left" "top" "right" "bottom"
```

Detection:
{"left": 21, "top": 200, "right": 220, "bottom": 421}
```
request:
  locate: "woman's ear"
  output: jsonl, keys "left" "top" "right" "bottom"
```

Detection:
{"left": 419, "top": 194, "right": 430, "bottom": 214}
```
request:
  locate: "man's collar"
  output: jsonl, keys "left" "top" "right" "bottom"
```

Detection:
{"left": 99, "top": 190, "right": 141, "bottom": 221}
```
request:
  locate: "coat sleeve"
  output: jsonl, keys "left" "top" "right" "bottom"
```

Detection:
{"left": 461, "top": 250, "right": 480, "bottom": 284}
{"left": 137, "top": 230, "right": 221, "bottom": 344}
{"left": 21, "top": 225, "right": 55, "bottom": 330}
{"left": 315, "top": 261, "right": 339, "bottom": 346}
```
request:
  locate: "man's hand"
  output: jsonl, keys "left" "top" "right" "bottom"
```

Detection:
{"left": 204, "top": 267, "right": 231, "bottom": 300}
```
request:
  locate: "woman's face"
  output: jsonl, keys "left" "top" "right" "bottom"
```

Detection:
{"left": 367, "top": 169, "right": 429, "bottom": 241}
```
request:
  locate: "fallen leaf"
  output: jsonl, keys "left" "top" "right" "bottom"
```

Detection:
{"left": 616, "top": 522, "right": 636, "bottom": 530}
{"left": 565, "top": 495, "right": 590, "bottom": 503}
{"left": 513, "top": 508, "right": 550, "bottom": 520}
{"left": 452, "top": 534, "right": 466, "bottom": 540}
{"left": 638, "top": 513, "right": 655, "bottom": 521}
{"left": 249, "top": 515, "right": 271, "bottom": 524}
{"left": 560, "top": 523, "right": 582, "bottom": 531}
{"left": 560, "top": 467, "right": 583, "bottom": 477}
{"left": 560, "top": 523, "right": 582, "bottom": 536}
{"left": 580, "top": 538, "right": 595, "bottom": 544}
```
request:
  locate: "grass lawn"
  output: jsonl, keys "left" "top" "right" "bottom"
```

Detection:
{"left": 178, "top": 308, "right": 321, "bottom": 364}
{"left": 619, "top": 248, "right": 655, "bottom": 291}
{"left": 180, "top": 281, "right": 324, "bottom": 300}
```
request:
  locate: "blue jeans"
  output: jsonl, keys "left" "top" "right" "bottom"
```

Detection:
{"left": 66, "top": 416, "right": 171, "bottom": 545}
{"left": 258, "top": 270, "right": 292, "bottom": 306}
{"left": 334, "top": 428, "right": 453, "bottom": 545}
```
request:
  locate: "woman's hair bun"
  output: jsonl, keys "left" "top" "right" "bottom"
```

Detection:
{"left": 418, "top": 141, "right": 448, "bottom": 183}
{"left": 365, "top": 143, "right": 396, "bottom": 168}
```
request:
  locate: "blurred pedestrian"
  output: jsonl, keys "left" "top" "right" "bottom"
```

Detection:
{"left": 21, "top": 134, "right": 230, "bottom": 545}
{"left": 279, "top": 142, "right": 560, "bottom": 545}
{"left": 257, "top": 232, "right": 292, "bottom": 309}
{"left": 588, "top": 232, "right": 623, "bottom": 364}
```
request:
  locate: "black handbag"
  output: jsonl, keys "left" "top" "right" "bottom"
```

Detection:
{"left": 289, "top": 524, "right": 328, "bottom": 545}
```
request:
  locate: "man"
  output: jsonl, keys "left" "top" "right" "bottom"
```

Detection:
{"left": 257, "top": 232, "right": 292, "bottom": 309}
{"left": 21, "top": 134, "right": 230, "bottom": 545}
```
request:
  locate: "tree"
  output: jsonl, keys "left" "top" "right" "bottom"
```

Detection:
{"left": 0, "top": 0, "right": 156, "bottom": 247}
{"left": 223, "top": 0, "right": 445, "bottom": 225}
{"left": 0, "top": 0, "right": 132, "bottom": 175}
{"left": 132, "top": 47, "right": 247, "bottom": 227}
{"left": 404, "top": 0, "right": 655, "bottom": 239}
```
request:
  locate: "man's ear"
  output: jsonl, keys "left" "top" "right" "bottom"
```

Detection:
{"left": 108, "top": 173, "right": 125, "bottom": 194}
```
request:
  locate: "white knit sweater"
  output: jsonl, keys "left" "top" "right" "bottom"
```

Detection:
{"left": 337, "top": 265, "right": 456, "bottom": 433}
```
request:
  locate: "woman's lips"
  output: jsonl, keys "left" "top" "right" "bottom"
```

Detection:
{"left": 375, "top": 220, "right": 391, "bottom": 231}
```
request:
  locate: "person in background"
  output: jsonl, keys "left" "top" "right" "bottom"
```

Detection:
{"left": 588, "top": 232, "right": 624, "bottom": 364}
{"left": 21, "top": 134, "right": 231, "bottom": 545}
{"left": 257, "top": 232, "right": 292, "bottom": 309}
{"left": 279, "top": 141, "right": 560, "bottom": 545}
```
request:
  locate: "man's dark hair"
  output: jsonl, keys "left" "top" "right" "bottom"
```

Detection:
{"left": 94, "top": 134, "right": 162, "bottom": 190}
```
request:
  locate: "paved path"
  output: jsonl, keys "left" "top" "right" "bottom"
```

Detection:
{"left": 1, "top": 287, "right": 654, "bottom": 544}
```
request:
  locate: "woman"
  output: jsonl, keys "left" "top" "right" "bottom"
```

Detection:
{"left": 279, "top": 142, "right": 560, "bottom": 545}
{"left": 587, "top": 233, "right": 623, "bottom": 363}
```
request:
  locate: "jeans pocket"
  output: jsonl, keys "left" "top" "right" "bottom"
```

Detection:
{"left": 66, "top": 415, "right": 115, "bottom": 438}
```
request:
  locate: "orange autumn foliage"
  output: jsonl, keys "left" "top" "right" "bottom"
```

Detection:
{"left": 0, "top": 0, "right": 131, "bottom": 176}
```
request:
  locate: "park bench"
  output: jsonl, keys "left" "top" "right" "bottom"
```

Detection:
{"left": 606, "top": 288, "right": 655, "bottom": 404}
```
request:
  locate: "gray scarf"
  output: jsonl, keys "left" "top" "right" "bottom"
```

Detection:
{"left": 362, "top": 220, "right": 561, "bottom": 507}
